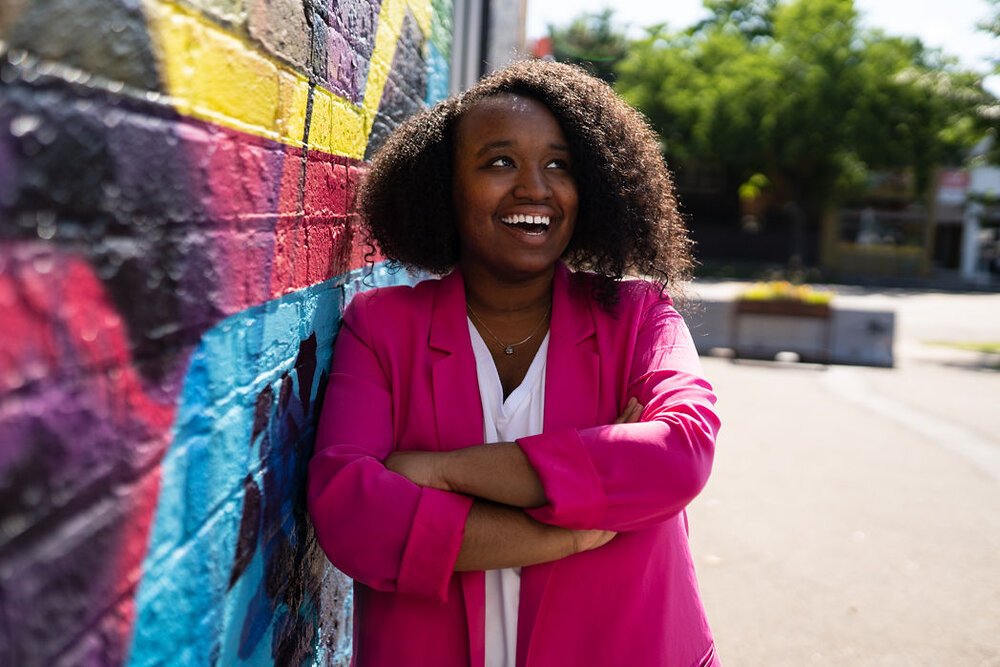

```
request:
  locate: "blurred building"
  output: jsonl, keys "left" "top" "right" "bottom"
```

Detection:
{"left": 675, "top": 158, "right": 1000, "bottom": 285}
{"left": 452, "top": 0, "right": 529, "bottom": 91}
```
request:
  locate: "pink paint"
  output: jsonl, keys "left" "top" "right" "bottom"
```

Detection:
{"left": 169, "top": 120, "right": 368, "bottom": 312}
{"left": 0, "top": 245, "right": 175, "bottom": 658}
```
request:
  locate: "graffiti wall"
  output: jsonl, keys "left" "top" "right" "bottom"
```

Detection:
{"left": 0, "top": 0, "right": 452, "bottom": 664}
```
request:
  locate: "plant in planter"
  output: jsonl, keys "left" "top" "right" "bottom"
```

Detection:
{"left": 732, "top": 282, "right": 837, "bottom": 362}
{"left": 737, "top": 281, "right": 834, "bottom": 317}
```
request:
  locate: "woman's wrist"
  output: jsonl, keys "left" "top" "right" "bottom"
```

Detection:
{"left": 438, "top": 443, "right": 544, "bottom": 506}
{"left": 384, "top": 450, "right": 454, "bottom": 491}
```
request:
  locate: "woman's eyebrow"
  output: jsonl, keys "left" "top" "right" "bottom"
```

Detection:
{"left": 474, "top": 140, "right": 570, "bottom": 157}
{"left": 475, "top": 140, "right": 514, "bottom": 157}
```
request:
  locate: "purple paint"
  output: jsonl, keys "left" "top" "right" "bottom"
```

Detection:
{"left": 229, "top": 475, "right": 262, "bottom": 590}
{"left": 327, "top": 0, "right": 381, "bottom": 103}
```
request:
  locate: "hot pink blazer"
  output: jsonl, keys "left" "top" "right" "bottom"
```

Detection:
{"left": 308, "top": 263, "right": 722, "bottom": 666}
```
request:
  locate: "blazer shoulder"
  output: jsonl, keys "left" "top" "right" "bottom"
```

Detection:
{"left": 618, "top": 277, "right": 672, "bottom": 306}
{"left": 566, "top": 271, "right": 672, "bottom": 319}
{"left": 347, "top": 275, "right": 441, "bottom": 319}
{"left": 341, "top": 276, "right": 445, "bottom": 359}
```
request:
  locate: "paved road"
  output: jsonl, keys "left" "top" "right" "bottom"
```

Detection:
{"left": 683, "top": 286, "right": 1000, "bottom": 666}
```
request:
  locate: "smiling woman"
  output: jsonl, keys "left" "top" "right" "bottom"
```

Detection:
{"left": 308, "top": 59, "right": 722, "bottom": 667}
{"left": 452, "top": 94, "right": 578, "bottom": 287}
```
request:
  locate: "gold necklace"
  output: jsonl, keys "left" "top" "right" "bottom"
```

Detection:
{"left": 467, "top": 303, "right": 551, "bottom": 355}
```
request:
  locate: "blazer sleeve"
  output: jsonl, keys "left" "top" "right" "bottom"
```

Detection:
{"left": 518, "top": 291, "right": 720, "bottom": 532}
{"left": 307, "top": 293, "right": 473, "bottom": 603}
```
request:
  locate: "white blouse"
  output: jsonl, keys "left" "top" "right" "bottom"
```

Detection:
{"left": 467, "top": 318, "right": 550, "bottom": 667}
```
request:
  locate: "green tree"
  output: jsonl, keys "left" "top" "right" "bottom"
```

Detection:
{"left": 548, "top": 9, "right": 628, "bottom": 84}
{"left": 692, "top": 0, "right": 778, "bottom": 40}
{"left": 977, "top": 0, "right": 1000, "bottom": 162}
{"left": 616, "top": 0, "right": 993, "bottom": 242}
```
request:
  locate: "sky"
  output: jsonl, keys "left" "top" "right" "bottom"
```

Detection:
{"left": 525, "top": 0, "right": 999, "bottom": 93}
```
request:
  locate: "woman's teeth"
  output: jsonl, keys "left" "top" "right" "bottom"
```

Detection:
{"left": 500, "top": 215, "right": 551, "bottom": 234}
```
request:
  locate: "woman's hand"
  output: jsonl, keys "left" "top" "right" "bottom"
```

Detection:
{"left": 556, "top": 398, "right": 641, "bottom": 554}
{"left": 384, "top": 450, "right": 452, "bottom": 491}
{"left": 570, "top": 527, "right": 617, "bottom": 554}
{"left": 614, "top": 397, "right": 644, "bottom": 424}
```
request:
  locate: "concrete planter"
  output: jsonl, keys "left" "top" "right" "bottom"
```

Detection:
{"left": 686, "top": 299, "right": 895, "bottom": 367}
{"left": 735, "top": 299, "right": 831, "bottom": 318}
{"left": 733, "top": 299, "right": 833, "bottom": 363}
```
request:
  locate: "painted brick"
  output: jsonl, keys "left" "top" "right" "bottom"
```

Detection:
{"left": 185, "top": 0, "right": 248, "bottom": 26}
{"left": 304, "top": 155, "right": 349, "bottom": 216}
{"left": 430, "top": 0, "right": 452, "bottom": 56}
{"left": 317, "top": 565, "right": 355, "bottom": 664}
{"left": 276, "top": 69, "right": 312, "bottom": 145}
{"left": 248, "top": 0, "right": 311, "bottom": 71}
{"left": 346, "top": 164, "right": 367, "bottom": 213}
{"left": 1, "top": 471, "right": 159, "bottom": 666}
{"left": 308, "top": 84, "right": 336, "bottom": 151}
{"left": 0, "top": 0, "right": 455, "bottom": 664}
{"left": 328, "top": 0, "right": 379, "bottom": 103}
{"left": 3, "top": 0, "right": 161, "bottom": 91}
{"left": 53, "top": 596, "right": 133, "bottom": 667}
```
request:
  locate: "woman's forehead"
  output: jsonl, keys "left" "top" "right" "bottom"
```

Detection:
{"left": 454, "top": 94, "right": 565, "bottom": 145}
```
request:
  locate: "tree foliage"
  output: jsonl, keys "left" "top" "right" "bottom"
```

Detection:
{"left": 614, "top": 0, "right": 995, "bottom": 227}
{"left": 548, "top": 10, "right": 628, "bottom": 84}
{"left": 977, "top": 0, "right": 1000, "bottom": 160}
{"left": 692, "top": 0, "right": 777, "bottom": 41}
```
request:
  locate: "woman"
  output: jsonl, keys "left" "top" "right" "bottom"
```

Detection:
{"left": 308, "top": 60, "right": 721, "bottom": 666}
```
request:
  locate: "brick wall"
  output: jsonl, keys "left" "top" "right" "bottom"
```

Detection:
{"left": 0, "top": 0, "right": 452, "bottom": 664}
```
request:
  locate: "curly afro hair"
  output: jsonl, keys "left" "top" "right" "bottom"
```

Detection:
{"left": 360, "top": 59, "right": 693, "bottom": 306}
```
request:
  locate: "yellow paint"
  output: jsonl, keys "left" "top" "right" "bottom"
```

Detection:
{"left": 143, "top": 0, "right": 436, "bottom": 159}
{"left": 306, "top": 86, "right": 334, "bottom": 152}
{"left": 276, "top": 69, "right": 310, "bottom": 146}
{"left": 406, "top": 0, "right": 433, "bottom": 51}
{"left": 327, "top": 98, "right": 368, "bottom": 157}
{"left": 362, "top": 0, "right": 405, "bottom": 121}
{"left": 144, "top": 1, "right": 281, "bottom": 139}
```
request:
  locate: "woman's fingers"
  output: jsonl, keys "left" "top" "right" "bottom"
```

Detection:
{"left": 571, "top": 528, "right": 617, "bottom": 553}
{"left": 384, "top": 451, "right": 449, "bottom": 490}
{"left": 614, "top": 397, "right": 644, "bottom": 424}
{"left": 613, "top": 398, "right": 634, "bottom": 424}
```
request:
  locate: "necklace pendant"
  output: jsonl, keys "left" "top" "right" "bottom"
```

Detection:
{"left": 504, "top": 346, "right": 514, "bottom": 355}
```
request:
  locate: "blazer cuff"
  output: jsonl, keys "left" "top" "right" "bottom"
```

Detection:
{"left": 397, "top": 486, "right": 473, "bottom": 603}
{"left": 518, "top": 428, "right": 607, "bottom": 528}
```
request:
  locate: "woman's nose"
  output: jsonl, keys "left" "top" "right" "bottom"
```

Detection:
{"left": 513, "top": 166, "right": 551, "bottom": 200}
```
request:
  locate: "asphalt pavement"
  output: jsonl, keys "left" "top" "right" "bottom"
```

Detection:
{"left": 683, "top": 284, "right": 1000, "bottom": 666}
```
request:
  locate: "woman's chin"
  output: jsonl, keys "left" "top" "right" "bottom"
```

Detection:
{"left": 463, "top": 256, "right": 561, "bottom": 284}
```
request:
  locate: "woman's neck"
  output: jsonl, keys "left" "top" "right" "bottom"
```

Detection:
{"left": 460, "top": 262, "right": 555, "bottom": 317}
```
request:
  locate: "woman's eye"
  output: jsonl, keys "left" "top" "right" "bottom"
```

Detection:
{"left": 488, "top": 156, "right": 514, "bottom": 167}
{"left": 546, "top": 159, "right": 570, "bottom": 170}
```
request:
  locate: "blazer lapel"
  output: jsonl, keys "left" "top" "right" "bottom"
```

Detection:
{"left": 429, "top": 268, "right": 484, "bottom": 452}
{"left": 544, "top": 262, "right": 600, "bottom": 432}
{"left": 520, "top": 263, "right": 600, "bottom": 665}
{"left": 427, "top": 269, "right": 487, "bottom": 667}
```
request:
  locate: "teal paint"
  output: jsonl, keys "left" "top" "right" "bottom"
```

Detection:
{"left": 127, "top": 265, "right": 418, "bottom": 666}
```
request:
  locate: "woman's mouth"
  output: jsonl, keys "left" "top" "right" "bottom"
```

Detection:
{"left": 499, "top": 214, "right": 551, "bottom": 235}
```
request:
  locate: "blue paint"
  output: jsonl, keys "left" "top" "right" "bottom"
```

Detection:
{"left": 127, "top": 264, "right": 419, "bottom": 667}
{"left": 425, "top": 41, "right": 450, "bottom": 106}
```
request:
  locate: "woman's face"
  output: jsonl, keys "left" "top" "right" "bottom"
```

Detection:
{"left": 452, "top": 94, "right": 578, "bottom": 283}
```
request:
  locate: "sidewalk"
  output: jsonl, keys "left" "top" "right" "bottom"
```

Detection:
{"left": 683, "top": 283, "right": 1000, "bottom": 664}
{"left": 688, "top": 356, "right": 1000, "bottom": 665}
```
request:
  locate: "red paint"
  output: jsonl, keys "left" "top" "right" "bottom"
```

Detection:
{"left": 169, "top": 119, "right": 370, "bottom": 312}
{"left": 0, "top": 245, "right": 175, "bottom": 658}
